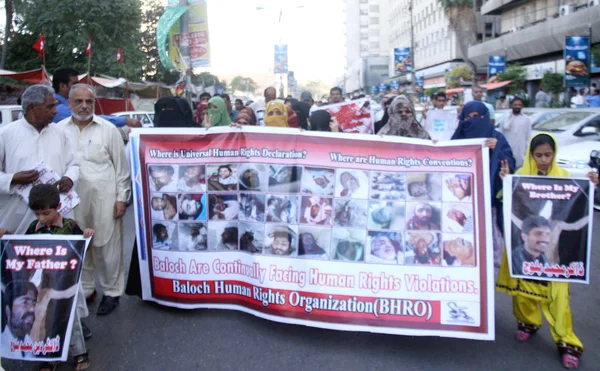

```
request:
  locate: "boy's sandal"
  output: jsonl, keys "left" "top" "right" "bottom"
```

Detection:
{"left": 562, "top": 354, "right": 579, "bottom": 370}
{"left": 74, "top": 351, "right": 90, "bottom": 371}
{"left": 515, "top": 330, "right": 532, "bottom": 342}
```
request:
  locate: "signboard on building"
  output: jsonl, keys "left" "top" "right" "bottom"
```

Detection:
{"left": 394, "top": 48, "right": 412, "bottom": 76}
{"left": 378, "top": 83, "right": 387, "bottom": 93}
{"left": 564, "top": 36, "right": 590, "bottom": 88}
{"left": 274, "top": 44, "right": 288, "bottom": 74}
{"left": 370, "top": 86, "right": 378, "bottom": 94}
{"left": 487, "top": 56, "right": 505, "bottom": 83}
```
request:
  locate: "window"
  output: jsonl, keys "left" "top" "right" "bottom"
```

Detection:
{"left": 369, "top": 17, "right": 379, "bottom": 25}
{"left": 369, "top": 5, "right": 379, "bottom": 12}
{"left": 11, "top": 110, "right": 22, "bottom": 121}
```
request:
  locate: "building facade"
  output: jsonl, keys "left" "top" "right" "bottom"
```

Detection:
{"left": 469, "top": 0, "right": 600, "bottom": 97}
{"left": 340, "top": 0, "right": 390, "bottom": 94}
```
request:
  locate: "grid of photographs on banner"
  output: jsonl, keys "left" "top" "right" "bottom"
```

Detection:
{"left": 146, "top": 163, "right": 477, "bottom": 267}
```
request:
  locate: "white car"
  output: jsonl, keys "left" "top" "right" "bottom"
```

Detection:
{"left": 532, "top": 110, "right": 600, "bottom": 147}
{"left": 112, "top": 111, "right": 155, "bottom": 127}
{"left": 556, "top": 139, "right": 600, "bottom": 210}
{"left": 0, "top": 105, "right": 23, "bottom": 128}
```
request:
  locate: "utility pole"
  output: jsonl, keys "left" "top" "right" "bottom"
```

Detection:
{"left": 410, "top": 0, "right": 416, "bottom": 94}
{"left": 179, "top": 0, "right": 192, "bottom": 106}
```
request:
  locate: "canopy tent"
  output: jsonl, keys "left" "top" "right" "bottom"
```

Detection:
{"left": 0, "top": 67, "right": 51, "bottom": 84}
{"left": 445, "top": 87, "right": 465, "bottom": 95}
{"left": 0, "top": 67, "right": 174, "bottom": 114}
{"left": 480, "top": 80, "right": 512, "bottom": 91}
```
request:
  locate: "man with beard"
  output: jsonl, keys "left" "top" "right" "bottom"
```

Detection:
{"left": 0, "top": 84, "right": 79, "bottom": 235}
{"left": 407, "top": 203, "right": 440, "bottom": 230}
{"left": 408, "top": 232, "right": 440, "bottom": 265}
{"left": 178, "top": 165, "right": 206, "bottom": 192}
{"left": 152, "top": 223, "right": 172, "bottom": 250}
{"left": 265, "top": 228, "right": 295, "bottom": 256}
{"left": 329, "top": 87, "right": 344, "bottom": 104}
{"left": 498, "top": 97, "right": 531, "bottom": 168}
{"left": 59, "top": 84, "right": 130, "bottom": 316}
{"left": 1, "top": 281, "right": 38, "bottom": 359}
{"left": 215, "top": 227, "right": 238, "bottom": 251}
{"left": 298, "top": 233, "right": 328, "bottom": 258}
{"left": 512, "top": 216, "right": 551, "bottom": 276}
{"left": 149, "top": 165, "right": 177, "bottom": 193}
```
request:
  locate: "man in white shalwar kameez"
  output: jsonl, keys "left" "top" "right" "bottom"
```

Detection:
{"left": 58, "top": 84, "right": 131, "bottom": 316}
{"left": 497, "top": 97, "right": 532, "bottom": 168}
{"left": 0, "top": 85, "right": 79, "bottom": 235}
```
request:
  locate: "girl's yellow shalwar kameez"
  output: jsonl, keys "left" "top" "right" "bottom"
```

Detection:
{"left": 496, "top": 133, "right": 582, "bottom": 357}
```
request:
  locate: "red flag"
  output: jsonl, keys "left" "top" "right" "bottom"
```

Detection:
{"left": 86, "top": 38, "right": 92, "bottom": 56}
{"left": 33, "top": 34, "right": 45, "bottom": 58}
{"left": 116, "top": 48, "right": 123, "bottom": 64}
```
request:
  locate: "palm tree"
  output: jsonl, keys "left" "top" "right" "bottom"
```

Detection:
{"left": 438, "top": 0, "right": 478, "bottom": 83}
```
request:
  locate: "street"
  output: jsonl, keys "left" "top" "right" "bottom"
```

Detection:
{"left": 4, "top": 208, "right": 600, "bottom": 371}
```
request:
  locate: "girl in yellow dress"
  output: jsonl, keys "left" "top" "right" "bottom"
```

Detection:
{"left": 497, "top": 132, "right": 599, "bottom": 369}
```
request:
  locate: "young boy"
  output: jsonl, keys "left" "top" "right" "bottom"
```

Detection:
{"left": 0, "top": 184, "right": 92, "bottom": 371}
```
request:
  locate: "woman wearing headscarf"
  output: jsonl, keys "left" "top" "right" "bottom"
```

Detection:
{"left": 204, "top": 96, "right": 231, "bottom": 127}
{"left": 496, "top": 133, "right": 598, "bottom": 370}
{"left": 292, "top": 99, "right": 311, "bottom": 130}
{"left": 264, "top": 100, "right": 289, "bottom": 127}
{"left": 378, "top": 95, "right": 430, "bottom": 139}
{"left": 452, "top": 100, "right": 515, "bottom": 266}
{"left": 374, "top": 95, "right": 396, "bottom": 134}
{"left": 194, "top": 102, "right": 208, "bottom": 126}
{"left": 232, "top": 107, "right": 257, "bottom": 126}
{"left": 309, "top": 110, "right": 340, "bottom": 132}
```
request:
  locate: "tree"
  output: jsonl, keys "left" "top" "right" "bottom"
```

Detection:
{"left": 445, "top": 65, "right": 472, "bottom": 88}
{"left": 5, "top": 0, "right": 146, "bottom": 80}
{"left": 230, "top": 76, "right": 258, "bottom": 95}
{"left": 297, "top": 80, "right": 329, "bottom": 99}
{"left": 592, "top": 44, "right": 600, "bottom": 65}
{"left": 438, "top": 0, "right": 477, "bottom": 83}
{"left": 540, "top": 72, "right": 564, "bottom": 95}
{"left": 191, "top": 71, "right": 220, "bottom": 87}
{"left": 140, "top": 0, "right": 180, "bottom": 84}
{"left": 498, "top": 64, "right": 526, "bottom": 94}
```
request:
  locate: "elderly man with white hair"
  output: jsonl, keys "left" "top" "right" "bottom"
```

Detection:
{"left": 0, "top": 84, "right": 79, "bottom": 234}
{"left": 58, "top": 84, "right": 131, "bottom": 316}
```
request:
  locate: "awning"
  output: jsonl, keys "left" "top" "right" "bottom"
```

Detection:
{"left": 78, "top": 74, "right": 127, "bottom": 88}
{"left": 480, "top": 80, "right": 512, "bottom": 90}
{"left": 0, "top": 67, "right": 51, "bottom": 84}
{"left": 445, "top": 87, "right": 465, "bottom": 95}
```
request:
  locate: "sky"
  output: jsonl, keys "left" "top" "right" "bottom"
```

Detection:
{"left": 0, "top": 0, "right": 346, "bottom": 84}
{"left": 202, "top": 0, "right": 346, "bottom": 84}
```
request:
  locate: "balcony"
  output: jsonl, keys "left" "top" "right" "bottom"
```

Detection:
{"left": 481, "top": 0, "right": 529, "bottom": 15}
{"left": 468, "top": 6, "right": 600, "bottom": 67}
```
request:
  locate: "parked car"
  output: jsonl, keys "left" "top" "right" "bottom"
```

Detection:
{"left": 531, "top": 110, "right": 600, "bottom": 147}
{"left": 556, "top": 139, "right": 600, "bottom": 210}
{"left": 112, "top": 111, "right": 155, "bottom": 127}
{"left": 0, "top": 105, "right": 23, "bottom": 128}
{"left": 494, "top": 108, "right": 565, "bottom": 129}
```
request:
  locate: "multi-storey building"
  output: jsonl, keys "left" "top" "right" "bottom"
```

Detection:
{"left": 469, "top": 0, "right": 600, "bottom": 96}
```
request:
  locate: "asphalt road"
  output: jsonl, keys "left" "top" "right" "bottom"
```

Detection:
{"left": 4, "top": 209, "right": 600, "bottom": 371}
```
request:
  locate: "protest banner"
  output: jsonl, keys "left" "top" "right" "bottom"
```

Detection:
{"left": 11, "top": 163, "right": 80, "bottom": 217}
{"left": 424, "top": 109, "right": 457, "bottom": 142}
{"left": 314, "top": 99, "right": 374, "bottom": 134}
{"left": 503, "top": 175, "right": 594, "bottom": 283}
{"left": 129, "top": 126, "right": 495, "bottom": 340}
{"left": 1, "top": 235, "right": 89, "bottom": 361}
